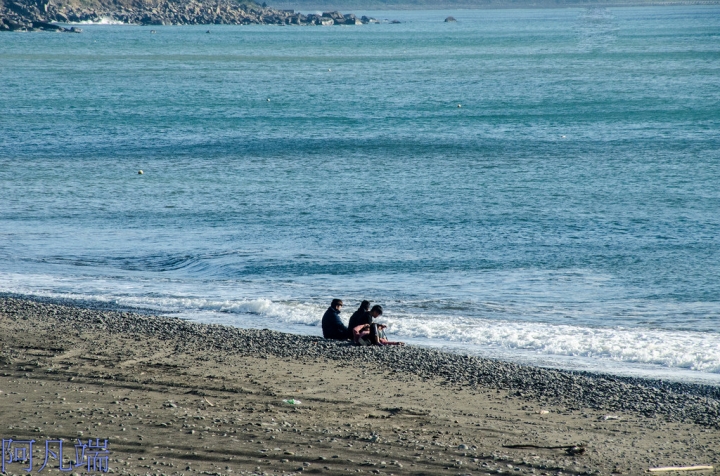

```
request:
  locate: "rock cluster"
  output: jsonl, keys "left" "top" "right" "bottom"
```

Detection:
{"left": 2, "top": 294, "right": 719, "bottom": 428}
{"left": 0, "top": 0, "right": 378, "bottom": 31}
{"left": 0, "top": 0, "right": 76, "bottom": 30}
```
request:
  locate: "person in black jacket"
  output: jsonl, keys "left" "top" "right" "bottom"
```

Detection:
{"left": 348, "top": 300, "right": 371, "bottom": 331}
{"left": 321, "top": 299, "right": 350, "bottom": 340}
{"left": 349, "top": 305, "right": 402, "bottom": 346}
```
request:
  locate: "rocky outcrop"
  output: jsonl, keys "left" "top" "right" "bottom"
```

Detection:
{"left": 0, "top": 0, "right": 378, "bottom": 31}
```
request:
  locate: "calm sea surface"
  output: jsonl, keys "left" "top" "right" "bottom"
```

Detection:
{"left": 1, "top": 6, "right": 720, "bottom": 382}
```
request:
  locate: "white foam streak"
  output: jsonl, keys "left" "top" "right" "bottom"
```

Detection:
{"left": 70, "top": 17, "right": 126, "bottom": 25}
{"left": 385, "top": 315, "right": 720, "bottom": 373}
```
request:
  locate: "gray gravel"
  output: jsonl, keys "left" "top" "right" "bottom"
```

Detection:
{"left": 2, "top": 294, "right": 719, "bottom": 428}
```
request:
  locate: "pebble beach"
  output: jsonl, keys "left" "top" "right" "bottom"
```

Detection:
{"left": 1, "top": 295, "right": 718, "bottom": 475}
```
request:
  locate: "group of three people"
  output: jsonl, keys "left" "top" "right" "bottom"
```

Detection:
{"left": 321, "top": 299, "right": 404, "bottom": 346}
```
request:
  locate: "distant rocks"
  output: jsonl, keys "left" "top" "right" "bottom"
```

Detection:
{"left": 315, "top": 12, "right": 379, "bottom": 25}
{"left": 0, "top": 0, "right": 67, "bottom": 31}
{"left": 444, "top": 16, "right": 457, "bottom": 22}
{"left": 0, "top": 15, "right": 81, "bottom": 31}
{"left": 0, "top": 0, "right": 380, "bottom": 31}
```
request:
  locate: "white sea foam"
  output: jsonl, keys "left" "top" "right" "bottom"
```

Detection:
{"left": 69, "top": 17, "right": 126, "bottom": 25}
{"left": 385, "top": 315, "right": 720, "bottom": 374}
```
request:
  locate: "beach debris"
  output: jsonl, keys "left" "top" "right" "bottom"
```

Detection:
{"left": 502, "top": 443, "right": 586, "bottom": 456}
{"left": 538, "top": 410, "right": 550, "bottom": 414}
{"left": 282, "top": 399, "right": 301, "bottom": 405}
{"left": 601, "top": 414, "right": 620, "bottom": 420}
{"left": 203, "top": 396, "right": 215, "bottom": 407}
{"left": 648, "top": 466, "right": 713, "bottom": 473}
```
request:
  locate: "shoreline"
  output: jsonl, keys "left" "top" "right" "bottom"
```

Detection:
{"left": 1, "top": 295, "right": 719, "bottom": 475}
{"left": 3, "top": 291, "right": 720, "bottom": 391}
{"left": 2, "top": 293, "right": 720, "bottom": 424}
{"left": 0, "top": 1, "right": 378, "bottom": 32}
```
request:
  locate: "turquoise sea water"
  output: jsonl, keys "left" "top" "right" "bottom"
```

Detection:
{"left": 1, "top": 6, "right": 720, "bottom": 382}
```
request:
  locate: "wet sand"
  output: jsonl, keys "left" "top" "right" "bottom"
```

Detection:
{"left": 0, "top": 296, "right": 718, "bottom": 476}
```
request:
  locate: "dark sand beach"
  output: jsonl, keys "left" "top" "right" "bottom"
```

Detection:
{"left": 0, "top": 296, "right": 718, "bottom": 475}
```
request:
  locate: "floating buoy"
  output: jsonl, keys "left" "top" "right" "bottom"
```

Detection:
{"left": 267, "top": 98, "right": 270, "bottom": 102}
{"left": 457, "top": 104, "right": 462, "bottom": 108}
{"left": 328, "top": 68, "right": 331, "bottom": 72}
{"left": 138, "top": 170, "right": 144, "bottom": 175}
{"left": 561, "top": 135, "right": 566, "bottom": 138}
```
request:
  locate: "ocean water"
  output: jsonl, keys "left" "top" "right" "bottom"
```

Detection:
{"left": 1, "top": 6, "right": 720, "bottom": 383}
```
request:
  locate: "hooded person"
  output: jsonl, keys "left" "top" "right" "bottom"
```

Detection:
{"left": 348, "top": 300, "right": 372, "bottom": 331}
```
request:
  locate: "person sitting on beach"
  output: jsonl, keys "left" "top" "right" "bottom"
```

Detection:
{"left": 349, "top": 303, "right": 385, "bottom": 334}
{"left": 352, "top": 323, "right": 404, "bottom": 346}
{"left": 369, "top": 304, "right": 383, "bottom": 322}
{"left": 348, "top": 300, "right": 371, "bottom": 330}
{"left": 321, "top": 298, "right": 350, "bottom": 340}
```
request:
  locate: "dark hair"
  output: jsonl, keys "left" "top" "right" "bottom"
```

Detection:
{"left": 370, "top": 304, "right": 383, "bottom": 315}
{"left": 331, "top": 299, "right": 343, "bottom": 308}
{"left": 359, "top": 300, "right": 370, "bottom": 311}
